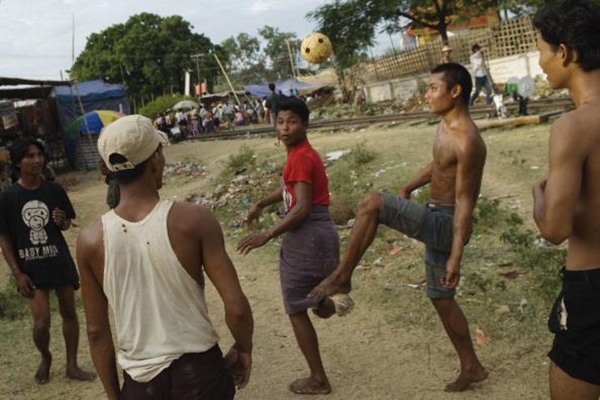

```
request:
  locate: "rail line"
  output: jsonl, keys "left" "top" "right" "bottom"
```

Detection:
{"left": 192, "top": 97, "right": 574, "bottom": 141}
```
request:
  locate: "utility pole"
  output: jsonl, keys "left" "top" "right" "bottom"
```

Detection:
{"left": 285, "top": 40, "right": 297, "bottom": 79}
{"left": 190, "top": 54, "right": 202, "bottom": 84}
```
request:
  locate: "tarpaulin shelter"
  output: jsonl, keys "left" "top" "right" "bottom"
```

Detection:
{"left": 53, "top": 80, "right": 130, "bottom": 129}
{"left": 53, "top": 80, "right": 130, "bottom": 169}
{"left": 243, "top": 79, "right": 326, "bottom": 98}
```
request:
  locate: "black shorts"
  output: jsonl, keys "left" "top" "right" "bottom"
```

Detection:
{"left": 120, "top": 345, "right": 235, "bottom": 400}
{"left": 548, "top": 268, "right": 600, "bottom": 385}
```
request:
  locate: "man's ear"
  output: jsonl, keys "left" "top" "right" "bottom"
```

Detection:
{"left": 559, "top": 43, "right": 579, "bottom": 67}
{"left": 451, "top": 84, "right": 463, "bottom": 99}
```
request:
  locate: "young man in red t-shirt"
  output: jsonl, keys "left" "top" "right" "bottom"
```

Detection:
{"left": 238, "top": 97, "right": 352, "bottom": 395}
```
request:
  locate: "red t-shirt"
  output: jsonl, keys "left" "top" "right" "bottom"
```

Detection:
{"left": 282, "top": 140, "right": 330, "bottom": 212}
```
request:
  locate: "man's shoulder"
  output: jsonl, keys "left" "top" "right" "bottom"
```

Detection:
{"left": 79, "top": 217, "right": 104, "bottom": 249}
{"left": 170, "top": 201, "right": 214, "bottom": 224}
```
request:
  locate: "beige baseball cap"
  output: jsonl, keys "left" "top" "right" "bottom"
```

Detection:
{"left": 98, "top": 114, "right": 168, "bottom": 172}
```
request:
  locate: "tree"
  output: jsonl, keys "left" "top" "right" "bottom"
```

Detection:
{"left": 220, "top": 33, "right": 269, "bottom": 86}
{"left": 258, "top": 26, "right": 300, "bottom": 81}
{"left": 310, "top": 0, "right": 554, "bottom": 63}
{"left": 70, "top": 13, "right": 219, "bottom": 109}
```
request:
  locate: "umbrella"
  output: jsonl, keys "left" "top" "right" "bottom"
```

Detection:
{"left": 66, "top": 110, "right": 125, "bottom": 137}
{"left": 172, "top": 100, "right": 199, "bottom": 111}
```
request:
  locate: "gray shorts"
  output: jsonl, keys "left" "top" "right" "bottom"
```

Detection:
{"left": 379, "top": 193, "right": 455, "bottom": 299}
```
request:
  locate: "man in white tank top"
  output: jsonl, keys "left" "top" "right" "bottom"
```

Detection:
{"left": 77, "top": 115, "right": 253, "bottom": 399}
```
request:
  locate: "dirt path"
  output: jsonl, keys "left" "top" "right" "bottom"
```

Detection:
{"left": 1, "top": 125, "right": 551, "bottom": 399}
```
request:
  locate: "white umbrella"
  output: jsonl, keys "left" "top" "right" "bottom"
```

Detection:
{"left": 173, "top": 100, "right": 199, "bottom": 110}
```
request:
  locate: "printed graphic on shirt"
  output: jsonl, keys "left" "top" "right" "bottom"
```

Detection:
{"left": 22, "top": 200, "right": 49, "bottom": 245}
{"left": 19, "top": 200, "right": 60, "bottom": 261}
{"left": 282, "top": 177, "right": 293, "bottom": 212}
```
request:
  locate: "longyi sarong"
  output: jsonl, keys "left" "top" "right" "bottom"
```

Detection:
{"left": 279, "top": 206, "right": 339, "bottom": 315}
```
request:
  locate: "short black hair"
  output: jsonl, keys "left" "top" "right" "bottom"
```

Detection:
{"left": 276, "top": 97, "right": 310, "bottom": 123}
{"left": 268, "top": 83, "right": 276, "bottom": 91}
{"left": 471, "top": 43, "right": 481, "bottom": 53}
{"left": 9, "top": 137, "right": 45, "bottom": 170}
{"left": 533, "top": 0, "right": 600, "bottom": 71}
{"left": 431, "top": 63, "right": 473, "bottom": 105}
{"left": 110, "top": 153, "right": 150, "bottom": 185}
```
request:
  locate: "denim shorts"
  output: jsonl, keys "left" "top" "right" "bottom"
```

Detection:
{"left": 379, "top": 193, "right": 455, "bottom": 299}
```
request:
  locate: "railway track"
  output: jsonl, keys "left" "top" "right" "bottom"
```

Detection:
{"left": 192, "top": 97, "right": 574, "bottom": 141}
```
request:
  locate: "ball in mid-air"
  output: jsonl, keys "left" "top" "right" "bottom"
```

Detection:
{"left": 301, "top": 33, "right": 333, "bottom": 64}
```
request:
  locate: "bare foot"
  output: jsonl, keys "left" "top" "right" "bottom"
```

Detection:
{"left": 312, "top": 298, "right": 336, "bottom": 319}
{"left": 35, "top": 354, "right": 52, "bottom": 384}
{"left": 308, "top": 272, "right": 351, "bottom": 300}
{"left": 444, "top": 367, "right": 488, "bottom": 392}
{"left": 289, "top": 377, "right": 331, "bottom": 395}
{"left": 66, "top": 365, "right": 97, "bottom": 381}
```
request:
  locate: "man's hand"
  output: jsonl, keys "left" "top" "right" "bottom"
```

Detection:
{"left": 398, "top": 188, "right": 411, "bottom": 199}
{"left": 52, "top": 208, "right": 68, "bottom": 229}
{"left": 224, "top": 345, "right": 252, "bottom": 389}
{"left": 532, "top": 176, "right": 548, "bottom": 195}
{"left": 441, "top": 261, "right": 461, "bottom": 289}
{"left": 237, "top": 231, "right": 271, "bottom": 255}
{"left": 15, "top": 272, "right": 36, "bottom": 298}
{"left": 242, "top": 204, "right": 263, "bottom": 226}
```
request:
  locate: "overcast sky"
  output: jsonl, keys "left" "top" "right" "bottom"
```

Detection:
{"left": 0, "top": 0, "right": 390, "bottom": 81}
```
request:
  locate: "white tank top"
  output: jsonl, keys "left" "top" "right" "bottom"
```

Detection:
{"left": 102, "top": 200, "right": 219, "bottom": 382}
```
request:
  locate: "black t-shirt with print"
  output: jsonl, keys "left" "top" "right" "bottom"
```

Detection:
{"left": 0, "top": 181, "right": 79, "bottom": 289}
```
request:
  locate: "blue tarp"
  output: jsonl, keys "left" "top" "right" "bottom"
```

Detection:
{"left": 53, "top": 80, "right": 130, "bottom": 128}
{"left": 244, "top": 79, "right": 324, "bottom": 98}
{"left": 53, "top": 80, "right": 130, "bottom": 169}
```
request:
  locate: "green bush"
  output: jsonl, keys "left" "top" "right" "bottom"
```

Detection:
{"left": 500, "top": 219, "right": 565, "bottom": 300}
{"left": 0, "top": 278, "right": 27, "bottom": 320}
{"left": 225, "top": 145, "right": 256, "bottom": 176}
{"left": 137, "top": 95, "right": 196, "bottom": 119}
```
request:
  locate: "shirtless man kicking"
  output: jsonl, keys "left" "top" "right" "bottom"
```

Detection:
{"left": 532, "top": 1, "right": 600, "bottom": 399}
{"left": 310, "top": 63, "right": 488, "bottom": 392}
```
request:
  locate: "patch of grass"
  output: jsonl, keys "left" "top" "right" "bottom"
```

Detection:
{"left": 225, "top": 144, "right": 257, "bottom": 176}
{"left": 0, "top": 277, "right": 27, "bottom": 320}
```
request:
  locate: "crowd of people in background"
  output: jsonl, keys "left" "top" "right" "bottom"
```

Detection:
{"left": 152, "top": 83, "right": 323, "bottom": 142}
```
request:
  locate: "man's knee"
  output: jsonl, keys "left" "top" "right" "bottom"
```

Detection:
{"left": 32, "top": 314, "right": 51, "bottom": 332}
{"left": 357, "top": 193, "right": 382, "bottom": 217}
{"left": 59, "top": 303, "right": 77, "bottom": 321}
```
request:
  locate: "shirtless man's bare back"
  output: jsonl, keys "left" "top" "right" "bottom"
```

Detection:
{"left": 309, "top": 63, "right": 488, "bottom": 392}
{"left": 532, "top": 2, "right": 600, "bottom": 399}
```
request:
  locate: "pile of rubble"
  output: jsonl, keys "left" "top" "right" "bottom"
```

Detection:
{"left": 164, "top": 161, "right": 207, "bottom": 178}
{"left": 185, "top": 164, "right": 281, "bottom": 213}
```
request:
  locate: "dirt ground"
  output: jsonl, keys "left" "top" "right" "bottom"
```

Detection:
{"left": 0, "top": 122, "right": 553, "bottom": 399}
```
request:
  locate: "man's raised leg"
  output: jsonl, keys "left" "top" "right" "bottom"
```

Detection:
{"left": 550, "top": 361, "right": 600, "bottom": 400}
{"left": 27, "top": 290, "right": 52, "bottom": 384}
{"left": 288, "top": 312, "right": 331, "bottom": 394}
{"left": 55, "top": 286, "right": 96, "bottom": 381}
{"left": 431, "top": 298, "right": 488, "bottom": 392}
{"left": 310, "top": 193, "right": 383, "bottom": 299}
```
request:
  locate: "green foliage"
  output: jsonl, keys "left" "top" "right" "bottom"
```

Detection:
{"left": 225, "top": 145, "right": 257, "bottom": 176}
{"left": 474, "top": 197, "right": 504, "bottom": 228}
{"left": 327, "top": 142, "right": 378, "bottom": 224}
{"left": 138, "top": 95, "right": 196, "bottom": 119}
{"left": 307, "top": 0, "right": 553, "bottom": 76}
{"left": 70, "top": 13, "right": 218, "bottom": 109}
{"left": 500, "top": 219, "right": 565, "bottom": 300}
{"left": 0, "top": 278, "right": 26, "bottom": 320}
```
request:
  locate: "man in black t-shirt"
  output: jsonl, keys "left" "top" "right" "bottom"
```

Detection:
{"left": 0, "top": 137, "right": 96, "bottom": 385}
